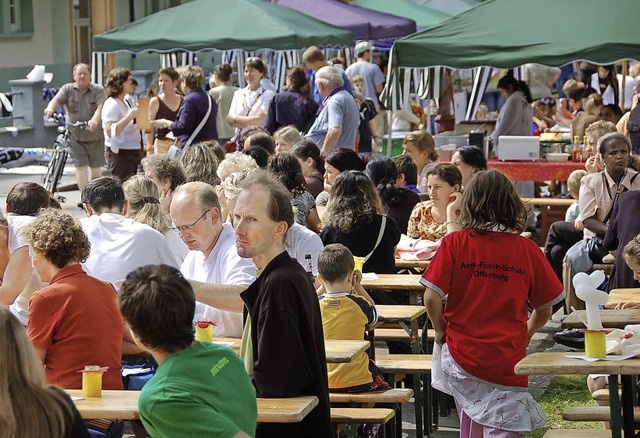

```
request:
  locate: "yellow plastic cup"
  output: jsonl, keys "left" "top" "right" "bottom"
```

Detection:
{"left": 353, "top": 256, "right": 365, "bottom": 273}
{"left": 195, "top": 321, "right": 214, "bottom": 342}
{"left": 585, "top": 330, "right": 607, "bottom": 359}
{"left": 82, "top": 366, "right": 103, "bottom": 398}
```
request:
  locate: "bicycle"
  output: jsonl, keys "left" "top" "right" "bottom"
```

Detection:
{"left": 42, "top": 115, "right": 87, "bottom": 201}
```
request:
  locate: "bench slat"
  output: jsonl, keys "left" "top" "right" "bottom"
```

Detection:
{"left": 563, "top": 406, "right": 640, "bottom": 421}
{"left": 543, "top": 430, "right": 611, "bottom": 437}
{"left": 330, "top": 407, "right": 395, "bottom": 424}
{"left": 329, "top": 388, "right": 413, "bottom": 404}
{"left": 376, "top": 354, "right": 432, "bottom": 374}
{"left": 375, "top": 328, "right": 435, "bottom": 342}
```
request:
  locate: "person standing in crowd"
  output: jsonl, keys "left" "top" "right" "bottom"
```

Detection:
{"left": 264, "top": 67, "right": 318, "bottom": 134}
{"left": 152, "top": 65, "right": 218, "bottom": 150}
{"left": 209, "top": 63, "right": 238, "bottom": 145}
{"left": 102, "top": 67, "right": 143, "bottom": 182}
{"left": 44, "top": 63, "right": 105, "bottom": 201}
{"left": 148, "top": 67, "right": 182, "bottom": 154}
{"left": 119, "top": 265, "right": 257, "bottom": 438}
{"left": 303, "top": 46, "right": 353, "bottom": 107}
{"left": 345, "top": 41, "right": 385, "bottom": 114}
{"left": 490, "top": 74, "right": 533, "bottom": 150}
{"left": 590, "top": 65, "right": 620, "bottom": 107}
{"left": 306, "top": 66, "right": 360, "bottom": 156}
{"left": 233, "top": 171, "right": 333, "bottom": 437}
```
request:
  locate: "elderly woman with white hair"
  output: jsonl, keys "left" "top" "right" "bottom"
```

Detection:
{"left": 215, "top": 151, "right": 260, "bottom": 222}
{"left": 306, "top": 65, "right": 360, "bottom": 156}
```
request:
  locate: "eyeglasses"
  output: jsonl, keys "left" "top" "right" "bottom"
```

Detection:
{"left": 171, "top": 210, "right": 210, "bottom": 233}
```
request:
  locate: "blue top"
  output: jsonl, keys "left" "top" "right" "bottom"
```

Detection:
{"left": 306, "top": 88, "right": 359, "bottom": 152}
{"left": 263, "top": 89, "right": 319, "bottom": 134}
{"left": 171, "top": 87, "right": 218, "bottom": 145}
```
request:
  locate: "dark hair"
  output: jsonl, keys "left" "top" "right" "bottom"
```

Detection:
{"left": 392, "top": 155, "right": 417, "bottom": 186}
{"left": 214, "top": 64, "right": 233, "bottom": 82}
{"left": 119, "top": 265, "right": 195, "bottom": 353}
{"left": 287, "top": 67, "right": 310, "bottom": 103}
{"left": 455, "top": 146, "right": 487, "bottom": 171}
{"left": 291, "top": 140, "right": 325, "bottom": 174}
{"left": 497, "top": 73, "right": 532, "bottom": 103}
{"left": 427, "top": 163, "right": 462, "bottom": 188}
{"left": 602, "top": 103, "right": 623, "bottom": 118}
{"left": 365, "top": 156, "right": 402, "bottom": 208}
{"left": 158, "top": 67, "right": 179, "bottom": 82}
{"left": 105, "top": 67, "right": 131, "bottom": 98}
{"left": 25, "top": 209, "right": 90, "bottom": 269}
{"left": 245, "top": 58, "right": 267, "bottom": 75}
{"left": 318, "top": 243, "right": 355, "bottom": 283}
{"left": 268, "top": 152, "right": 307, "bottom": 195}
{"left": 81, "top": 177, "right": 125, "bottom": 212}
{"left": 239, "top": 170, "right": 294, "bottom": 230}
{"left": 141, "top": 154, "right": 187, "bottom": 191}
{"left": 598, "top": 132, "right": 631, "bottom": 156}
{"left": 6, "top": 182, "right": 51, "bottom": 216}
{"left": 237, "top": 126, "right": 269, "bottom": 151}
{"left": 245, "top": 132, "right": 275, "bottom": 155}
{"left": 597, "top": 65, "right": 620, "bottom": 107}
{"left": 459, "top": 169, "right": 528, "bottom": 234}
{"left": 243, "top": 145, "right": 270, "bottom": 168}
{"left": 325, "top": 147, "right": 366, "bottom": 172}
{"left": 324, "top": 171, "right": 382, "bottom": 233}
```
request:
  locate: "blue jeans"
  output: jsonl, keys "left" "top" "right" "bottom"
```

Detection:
{"left": 482, "top": 91, "right": 506, "bottom": 112}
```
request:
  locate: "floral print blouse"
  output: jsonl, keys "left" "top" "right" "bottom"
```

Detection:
{"left": 407, "top": 200, "right": 447, "bottom": 241}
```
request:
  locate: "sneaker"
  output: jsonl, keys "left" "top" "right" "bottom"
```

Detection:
{"left": 369, "top": 374, "right": 391, "bottom": 391}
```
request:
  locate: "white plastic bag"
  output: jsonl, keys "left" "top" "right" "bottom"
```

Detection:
{"left": 431, "top": 343, "right": 453, "bottom": 396}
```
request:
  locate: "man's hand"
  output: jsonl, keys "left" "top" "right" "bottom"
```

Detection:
{"left": 43, "top": 108, "right": 55, "bottom": 119}
{"left": 87, "top": 119, "right": 99, "bottom": 131}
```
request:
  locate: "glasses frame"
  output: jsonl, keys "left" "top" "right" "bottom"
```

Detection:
{"left": 171, "top": 209, "right": 210, "bottom": 233}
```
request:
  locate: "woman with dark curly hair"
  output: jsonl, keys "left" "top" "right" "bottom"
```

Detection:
{"left": 268, "top": 152, "right": 321, "bottom": 232}
{"left": 102, "top": 67, "right": 143, "bottom": 181}
{"left": 422, "top": 169, "right": 564, "bottom": 438}
{"left": 320, "top": 171, "right": 400, "bottom": 274}
{"left": 24, "top": 208, "right": 124, "bottom": 392}
{"left": 264, "top": 67, "right": 319, "bottom": 134}
{"left": 365, "top": 155, "right": 420, "bottom": 234}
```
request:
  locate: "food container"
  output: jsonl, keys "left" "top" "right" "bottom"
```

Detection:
{"left": 545, "top": 153, "right": 571, "bottom": 162}
{"left": 585, "top": 330, "right": 607, "bottom": 359}
{"left": 195, "top": 320, "right": 215, "bottom": 342}
{"left": 353, "top": 256, "right": 365, "bottom": 273}
{"left": 80, "top": 365, "right": 108, "bottom": 398}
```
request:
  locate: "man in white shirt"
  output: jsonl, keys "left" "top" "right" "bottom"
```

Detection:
{"left": 170, "top": 182, "right": 255, "bottom": 338}
{"left": 284, "top": 222, "right": 324, "bottom": 277}
{"left": 80, "top": 177, "right": 179, "bottom": 287}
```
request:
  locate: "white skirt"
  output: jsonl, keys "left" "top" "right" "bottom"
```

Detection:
{"left": 439, "top": 343, "right": 548, "bottom": 433}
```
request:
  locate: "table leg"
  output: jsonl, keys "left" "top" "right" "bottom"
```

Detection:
{"left": 620, "top": 375, "right": 635, "bottom": 437}
{"left": 608, "top": 374, "right": 622, "bottom": 438}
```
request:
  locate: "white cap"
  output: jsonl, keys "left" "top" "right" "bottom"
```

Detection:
{"left": 355, "top": 41, "right": 373, "bottom": 55}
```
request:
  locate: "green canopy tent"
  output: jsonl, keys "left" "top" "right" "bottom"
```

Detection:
{"left": 380, "top": 0, "right": 640, "bottom": 155}
{"left": 351, "top": 0, "right": 450, "bottom": 29}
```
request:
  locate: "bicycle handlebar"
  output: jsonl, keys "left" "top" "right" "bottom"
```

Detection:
{"left": 44, "top": 114, "right": 88, "bottom": 128}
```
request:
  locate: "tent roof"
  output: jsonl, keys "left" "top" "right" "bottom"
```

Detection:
{"left": 350, "top": 0, "right": 450, "bottom": 29}
{"left": 409, "top": 0, "right": 479, "bottom": 16}
{"left": 394, "top": 0, "right": 640, "bottom": 69}
{"left": 93, "top": 0, "right": 353, "bottom": 53}
{"left": 270, "top": 0, "right": 416, "bottom": 41}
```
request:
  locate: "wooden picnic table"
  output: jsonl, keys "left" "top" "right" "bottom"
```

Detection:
{"left": 562, "top": 309, "right": 640, "bottom": 329}
{"left": 394, "top": 259, "right": 430, "bottom": 270}
{"left": 211, "top": 337, "right": 369, "bottom": 364}
{"left": 608, "top": 289, "right": 640, "bottom": 307}
{"left": 516, "top": 352, "right": 640, "bottom": 438}
{"left": 66, "top": 390, "right": 318, "bottom": 423}
{"left": 368, "top": 305, "right": 427, "bottom": 355}
{"left": 361, "top": 273, "right": 425, "bottom": 305}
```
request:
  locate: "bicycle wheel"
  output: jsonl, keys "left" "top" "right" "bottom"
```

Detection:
{"left": 43, "top": 150, "right": 60, "bottom": 192}
{"left": 50, "top": 149, "right": 68, "bottom": 194}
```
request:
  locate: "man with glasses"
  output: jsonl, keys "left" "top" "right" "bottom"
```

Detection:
{"left": 80, "top": 176, "right": 179, "bottom": 288}
{"left": 170, "top": 182, "right": 255, "bottom": 338}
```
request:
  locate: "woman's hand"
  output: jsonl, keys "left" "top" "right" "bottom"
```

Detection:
{"left": 159, "top": 188, "right": 171, "bottom": 214}
{"left": 446, "top": 192, "right": 463, "bottom": 221}
{"left": 585, "top": 154, "right": 603, "bottom": 174}
{"left": 150, "top": 118, "right": 172, "bottom": 130}
{"left": 615, "top": 302, "right": 640, "bottom": 310}
{"left": 127, "top": 107, "right": 139, "bottom": 121}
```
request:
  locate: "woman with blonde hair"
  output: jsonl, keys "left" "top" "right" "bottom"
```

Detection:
{"left": 123, "top": 175, "right": 188, "bottom": 264}
{"left": 402, "top": 130, "right": 438, "bottom": 193}
{"left": 0, "top": 308, "right": 89, "bottom": 437}
{"left": 273, "top": 125, "right": 302, "bottom": 153}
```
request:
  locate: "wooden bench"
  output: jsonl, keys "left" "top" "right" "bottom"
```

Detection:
{"left": 543, "top": 430, "right": 611, "bottom": 437}
{"left": 374, "top": 328, "right": 435, "bottom": 342}
{"left": 563, "top": 406, "right": 640, "bottom": 421}
{"left": 592, "top": 389, "right": 620, "bottom": 404}
{"left": 330, "top": 408, "right": 395, "bottom": 438}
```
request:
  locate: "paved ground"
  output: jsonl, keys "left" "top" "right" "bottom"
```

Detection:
{"left": 0, "top": 163, "right": 568, "bottom": 438}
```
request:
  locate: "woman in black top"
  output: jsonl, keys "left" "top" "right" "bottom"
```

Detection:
{"left": 264, "top": 67, "right": 319, "bottom": 134}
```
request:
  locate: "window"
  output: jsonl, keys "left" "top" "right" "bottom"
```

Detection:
{"left": 0, "top": 0, "right": 33, "bottom": 35}
{"left": 8, "top": 0, "right": 20, "bottom": 32}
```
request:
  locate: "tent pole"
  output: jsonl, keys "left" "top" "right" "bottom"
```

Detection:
{"left": 621, "top": 61, "right": 628, "bottom": 112}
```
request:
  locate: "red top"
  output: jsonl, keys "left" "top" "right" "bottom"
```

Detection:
{"left": 421, "top": 230, "right": 563, "bottom": 387}
{"left": 28, "top": 264, "right": 124, "bottom": 390}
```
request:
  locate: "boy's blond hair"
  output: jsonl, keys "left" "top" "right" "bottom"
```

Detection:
{"left": 567, "top": 169, "right": 587, "bottom": 199}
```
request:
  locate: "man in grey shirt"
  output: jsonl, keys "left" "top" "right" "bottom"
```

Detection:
{"left": 306, "top": 66, "right": 359, "bottom": 156}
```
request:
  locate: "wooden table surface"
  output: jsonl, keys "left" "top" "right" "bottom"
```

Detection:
{"left": 562, "top": 309, "right": 640, "bottom": 329}
{"left": 520, "top": 197, "right": 576, "bottom": 207}
{"left": 394, "top": 259, "right": 430, "bottom": 269}
{"left": 212, "top": 338, "right": 369, "bottom": 364}
{"left": 375, "top": 305, "right": 426, "bottom": 323}
{"left": 361, "top": 274, "right": 424, "bottom": 291}
{"left": 608, "top": 289, "right": 640, "bottom": 306}
{"left": 515, "top": 352, "right": 640, "bottom": 375}
{"left": 66, "top": 390, "right": 318, "bottom": 423}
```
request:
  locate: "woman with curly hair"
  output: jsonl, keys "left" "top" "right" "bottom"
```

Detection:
{"left": 123, "top": 175, "right": 189, "bottom": 264}
{"left": 422, "top": 169, "right": 564, "bottom": 438}
{"left": 24, "top": 208, "right": 124, "bottom": 392}
{"left": 141, "top": 153, "right": 187, "bottom": 213}
{"left": 320, "top": 171, "right": 400, "bottom": 275}
{"left": 268, "top": 152, "right": 321, "bottom": 232}
{"left": 102, "top": 67, "right": 143, "bottom": 181}
{"left": 0, "top": 308, "right": 90, "bottom": 437}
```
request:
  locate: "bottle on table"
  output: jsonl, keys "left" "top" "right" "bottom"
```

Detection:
{"left": 304, "top": 254, "right": 314, "bottom": 284}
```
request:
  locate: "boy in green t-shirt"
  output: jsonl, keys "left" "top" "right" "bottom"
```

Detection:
{"left": 119, "top": 264, "right": 257, "bottom": 438}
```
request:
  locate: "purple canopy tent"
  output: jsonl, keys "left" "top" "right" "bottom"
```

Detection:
{"left": 269, "top": 0, "right": 417, "bottom": 41}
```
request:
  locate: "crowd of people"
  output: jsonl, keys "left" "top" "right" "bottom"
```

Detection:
{"left": 1, "top": 56, "right": 635, "bottom": 438}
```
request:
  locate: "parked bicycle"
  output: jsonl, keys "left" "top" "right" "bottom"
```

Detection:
{"left": 42, "top": 115, "right": 87, "bottom": 200}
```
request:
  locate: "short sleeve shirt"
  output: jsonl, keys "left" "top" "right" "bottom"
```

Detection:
{"left": 306, "top": 89, "right": 359, "bottom": 152}
{"left": 101, "top": 97, "right": 141, "bottom": 150}
{"left": 228, "top": 86, "right": 275, "bottom": 119}
{"left": 55, "top": 83, "right": 106, "bottom": 142}
{"left": 420, "top": 230, "right": 565, "bottom": 387}
{"left": 345, "top": 61, "right": 386, "bottom": 109}
{"left": 291, "top": 191, "right": 316, "bottom": 225}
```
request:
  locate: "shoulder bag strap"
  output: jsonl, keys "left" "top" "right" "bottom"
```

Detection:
{"left": 183, "top": 94, "right": 212, "bottom": 150}
{"left": 364, "top": 216, "right": 387, "bottom": 263}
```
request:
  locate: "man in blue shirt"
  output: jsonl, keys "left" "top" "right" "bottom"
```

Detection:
{"left": 303, "top": 46, "right": 353, "bottom": 108}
